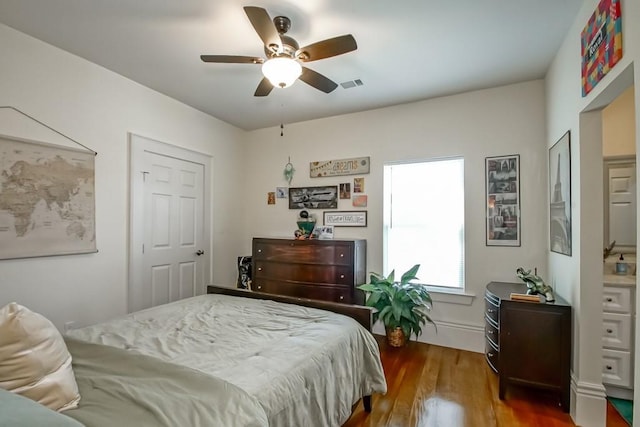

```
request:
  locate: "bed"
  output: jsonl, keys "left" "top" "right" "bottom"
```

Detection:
{"left": 63, "top": 286, "right": 387, "bottom": 426}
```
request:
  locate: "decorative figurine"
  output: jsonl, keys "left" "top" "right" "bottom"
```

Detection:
{"left": 516, "top": 267, "right": 555, "bottom": 302}
{"left": 295, "top": 210, "right": 316, "bottom": 239}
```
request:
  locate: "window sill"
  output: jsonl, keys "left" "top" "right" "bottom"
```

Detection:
{"left": 424, "top": 287, "right": 476, "bottom": 306}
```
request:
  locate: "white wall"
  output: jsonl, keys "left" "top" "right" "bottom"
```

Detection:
{"left": 0, "top": 24, "right": 246, "bottom": 330}
{"left": 603, "top": 85, "right": 636, "bottom": 157}
{"left": 243, "top": 80, "right": 548, "bottom": 352}
{"left": 545, "top": 0, "right": 640, "bottom": 425}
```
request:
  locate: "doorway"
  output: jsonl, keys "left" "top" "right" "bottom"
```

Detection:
{"left": 578, "top": 64, "right": 636, "bottom": 425}
{"left": 129, "top": 134, "right": 211, "bottom": 313}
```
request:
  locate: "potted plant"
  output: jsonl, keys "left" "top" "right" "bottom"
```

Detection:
{"left": 357, "top": 264, "right": 435, "bottom": 347}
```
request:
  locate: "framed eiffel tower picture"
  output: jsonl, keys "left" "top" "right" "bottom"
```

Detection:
{"left": 549, "top": 131, "right": 572, "bottom": 256}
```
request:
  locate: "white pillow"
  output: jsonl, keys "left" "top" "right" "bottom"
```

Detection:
{"left": 0, "top": 302, "right": 80, "bottom": 412}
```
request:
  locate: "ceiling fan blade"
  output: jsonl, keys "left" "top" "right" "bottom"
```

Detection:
{"left": 299, "top": 67, "right": 338, "bottom": 93}
{"left": 243, "top": 6, "right": 281, "bottom": 53}
{"left": 200, "top": 55, "right": 264, "bottom": 64}
{"left": 254, "top": 77, "right": 274, "bottom": 97}
{"left": 297, "top": 35, "right": 357, "bottom": 62}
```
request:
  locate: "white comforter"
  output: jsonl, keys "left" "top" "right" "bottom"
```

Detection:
{"left": 68, "top": 294, "right": 387, "bottom": 426}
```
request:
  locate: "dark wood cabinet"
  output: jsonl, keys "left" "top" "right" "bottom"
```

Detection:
{"left": 485, "top": 282, "right": 571, "bottom": 411}
{"left": 252, "top": 238, "right": 366, "bottom": 304}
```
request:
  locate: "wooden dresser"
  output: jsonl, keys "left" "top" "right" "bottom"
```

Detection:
{"left": 252, "top": 238, "right": 366, "bottom": 305}
{"left": 485, "top": 281, "right": 572, "bottom": 411}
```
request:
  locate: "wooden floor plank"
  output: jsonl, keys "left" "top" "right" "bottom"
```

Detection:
{"left": 344, "top": 335, "right": 627, "bottom": 427}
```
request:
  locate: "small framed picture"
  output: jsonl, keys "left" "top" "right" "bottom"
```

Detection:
{"left": 316, "top": 225, "right": 334, "bottom": 239}
{"left": 324, "top": 211, "right": 367, "bottom": 227}
{"left": 276, "top": 187, "right": 288, "bottom": 198}
{"left": 267, "top": 192, "right": 276, "bottom": 205}
{"left": 339, "top": 183, "right": 351, "bottom": 199}
{"left": 352, "top": 194, "right": 367, "bottom": 207}
{"left": 354, "top": 177, "right": 365, "bottom": 193}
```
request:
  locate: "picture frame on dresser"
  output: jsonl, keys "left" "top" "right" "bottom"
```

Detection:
{"left": 485, "top": 154, "right": 520, "bottom": 247}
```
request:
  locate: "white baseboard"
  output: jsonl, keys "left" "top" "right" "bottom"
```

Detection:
{"left": 604, "top": 384, "right": 634, "bottom": 400}
{"left": 571, "top": 374, "right": 607, "bottom": 427}
{"left": 381, "top": 319, "right": 485, "bottom": 353}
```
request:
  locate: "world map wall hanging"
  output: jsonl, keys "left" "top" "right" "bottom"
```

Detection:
{"left": 0, "top": 106, "right": 97, "bottom": 260}
{"left": 581, "top": 0, "right": 623, "bottom": 97}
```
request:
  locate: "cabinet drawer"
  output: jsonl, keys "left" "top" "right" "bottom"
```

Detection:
{"left": 603, "top": 349, "right": 633, "bottom": 388}
{"left": 602, "top": 312, "right": 633, "bottom": 351}
{"left": 485, "top": 297, "right": 499, "bottom": 325}
{"left": 253, "top": 279, "right": 352, "bottom": 304}
{"left": 254, "top": 261, "right": 352, "bottom": 285}
{"left": 485, "top": 339, "right": 499, "bottom": 373}
{"left": 603, "top": 286, "right": 633, "bottom": 314}
{"left": 485, "top": 317, "right": 499, "bottom": 348}
{"left": 254, "top": 241, "right": 352, "bottom": 266}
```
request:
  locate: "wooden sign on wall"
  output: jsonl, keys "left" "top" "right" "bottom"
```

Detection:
{"left": 310, "top": 156, "right": 370, "bottom": 178}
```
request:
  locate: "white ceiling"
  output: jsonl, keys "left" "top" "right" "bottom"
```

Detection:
{"left": 0, "top": 0, "right": 583, "bottom": 131}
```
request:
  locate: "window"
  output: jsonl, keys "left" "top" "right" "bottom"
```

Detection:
{"left": 383, "top": 158, "right": 465, "bottom": 290}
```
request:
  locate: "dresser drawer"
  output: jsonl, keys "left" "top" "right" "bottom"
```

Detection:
{"left": 603, "top": 286, "right": 633, "bottom": 314}
{"left": 253, "top": 279, "right": 352, "bottom": 304}
{"left": 485, "top": 317, "right": 499, "bottom": 348}
{"left": 603, "top": 348, "right": 633, "bottom": 388}
{"left": 485, "top": 296, "right": 499, "bottom": 325}
{"left": 254, "top": 241, "right": 353, "bottom": 265}
{"left": 254, "top": 261, "right": 353, "bottom": 285}
{"left": 602, "top": 312, "right": 633, "bottom": 351}
{"left": 485, "top": 339, "right": 499, "bottom": 373}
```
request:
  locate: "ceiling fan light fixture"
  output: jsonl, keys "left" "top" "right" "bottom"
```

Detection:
{"left": 262, "top": 57, "right": 302, "bottom": 88}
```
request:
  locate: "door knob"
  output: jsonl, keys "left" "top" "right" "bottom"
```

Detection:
{"left": 196, "top": 250, "right": 204, "bottom": 256}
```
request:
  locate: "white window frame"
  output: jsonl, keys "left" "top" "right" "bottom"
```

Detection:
{"left": 383, "top": 157, "right": 474, "bottom": 305}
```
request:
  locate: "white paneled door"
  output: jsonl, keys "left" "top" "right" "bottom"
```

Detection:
{"left": 607, "top": 162, "right": 636, "bottom": 248}
{"left": 129, "top": 134, "right": 210, "bottom": 313}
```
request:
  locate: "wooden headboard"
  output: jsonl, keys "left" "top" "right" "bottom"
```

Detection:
{"left": 206, "top": 285, "right": 373, "bottom": 332}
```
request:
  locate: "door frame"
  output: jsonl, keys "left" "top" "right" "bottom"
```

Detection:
{"left": 128, "top": 133, "right": 211, "bottom": 313}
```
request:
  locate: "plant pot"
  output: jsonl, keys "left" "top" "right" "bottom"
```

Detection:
{"left": 385, "top": 327, "right": 407, "bottom": 347}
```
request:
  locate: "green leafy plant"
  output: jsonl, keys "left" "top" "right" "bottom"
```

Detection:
{"left": 358, "top": 264, "right": 435, "bottom": 340}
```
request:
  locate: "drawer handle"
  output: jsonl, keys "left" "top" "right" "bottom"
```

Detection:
{"left": 339, "top": 253, "right": 344, "bottom": 258}
{"left": 606, "top": 365, "right": 613, "bottom": 370}
{"left": 487, "top": 308, "right": 495, "bottom": 313}
{"left": 606, "top": 328, "right": 613, "bottom": 334}
{"left": 606, "top": 297, "right": 613, "bottom": 302}
{"left": 258, "top": 267, "right": 263, "bottom": 271}
{"left": 257, "top": 285, "right": 262, "bottom": 290}
{"left": 488, "top": 352, "right": 495, "bottom": 357}
{"left": 339, "top": 295, "right": 344, "bottom": 300}
{"left": 487, "top": 329, "right": 494, "bottom": 335}
{"left": 257, "top": 249, "right": 262, "bottom": 253}
{"left": 340, "top": 274, "right": 345, "bottom": 279}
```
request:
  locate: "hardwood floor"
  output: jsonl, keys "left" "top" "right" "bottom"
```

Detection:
{"left": 344, "top": 335, "right": 629, "bottom": 427}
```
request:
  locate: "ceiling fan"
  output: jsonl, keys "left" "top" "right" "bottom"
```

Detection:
{"left": 200, "top": 6, "right": 357, "bottom": 97}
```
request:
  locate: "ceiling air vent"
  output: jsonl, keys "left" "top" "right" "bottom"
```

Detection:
{"left": 340, "top": 79, "right": 364, "bottom": 89}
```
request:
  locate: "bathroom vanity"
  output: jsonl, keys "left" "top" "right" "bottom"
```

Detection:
{"left": 602, "top": 254, "right": 636, "bottom": 400}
